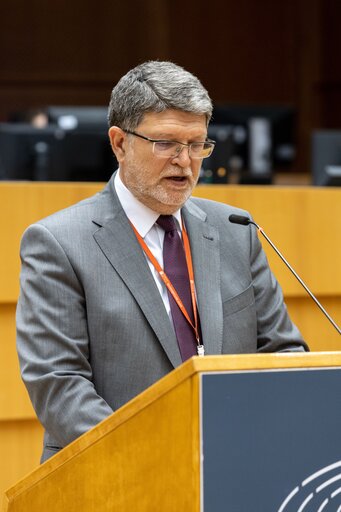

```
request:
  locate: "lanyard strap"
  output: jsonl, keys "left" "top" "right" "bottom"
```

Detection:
{"left": 130, "top": 221, "right": 200, "bottom": 345}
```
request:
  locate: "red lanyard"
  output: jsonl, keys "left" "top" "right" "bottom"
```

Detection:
{"left": 130, "top": 220, "right": 202, "bottom": 351}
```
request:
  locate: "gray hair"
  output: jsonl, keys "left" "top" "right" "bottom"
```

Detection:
{"left": 108, "top": 61, "right": 212, "bottom": 130}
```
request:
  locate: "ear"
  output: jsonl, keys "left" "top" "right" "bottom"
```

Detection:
{"left": 108, "top": 126, "right": 127, "bottom": 162}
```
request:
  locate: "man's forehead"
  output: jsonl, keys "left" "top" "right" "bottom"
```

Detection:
{"left": 137, "top": 109, "right": 207, "bottom": 134}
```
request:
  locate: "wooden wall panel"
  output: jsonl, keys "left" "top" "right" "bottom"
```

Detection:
{"left": 0, "top": 182, "right": 101, "bottom": 303}
{"left": 169, "top": 0, "right": 298, "bottom": 104}
{"left": 0, "top": 0, "right": 171, "bottom": 119}
{"left": 0, "top": 0, "right": 301, "bottom": 103}
{"left": 192, "top": 185, "right": 341, "bottom": 297}
{"left": 286, "top": 297, "right": 341, "bottom": 352}
{"left": 318, "top": 0, "right": 341, "bottom": 133}
{"left": 2, "top": 0, "right": 338, "bottom": 171}
{"left": 0, "top": 420, "right": 43, "bottom": 501}
{"left": 320, "top": 0, "right": 341, "bottom": 83}
{"left": 295, "top": 0, "right": 322, "bottom": 170}
{"left": 0, "top": 1, "right": 145, "bottom": 82}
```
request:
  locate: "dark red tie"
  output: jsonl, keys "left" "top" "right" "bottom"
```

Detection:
{"left": 157, "top": 215, "right": 197, "bottom": 361}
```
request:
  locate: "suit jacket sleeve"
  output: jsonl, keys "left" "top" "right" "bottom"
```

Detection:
{"left": 16, "top": 223, "right": 114, "bottom": 448}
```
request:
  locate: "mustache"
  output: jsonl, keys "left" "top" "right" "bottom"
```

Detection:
{"left": 161, "top": 167, "right": 192, "bottom": 178}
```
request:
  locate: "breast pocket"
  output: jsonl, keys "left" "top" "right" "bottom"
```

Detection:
{"left": 222, "top": 285, "right": 257, "bottom": 353}
{"left": 223, "top": 285, "right": 255, "bottom": 316}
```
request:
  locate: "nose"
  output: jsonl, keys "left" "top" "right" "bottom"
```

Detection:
{"left": 171, "top": 145, "right": 191, "bottom": 167}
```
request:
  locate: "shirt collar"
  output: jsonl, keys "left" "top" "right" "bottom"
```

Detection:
{"left": 114, "top": 169, "right": 182, "bottom": 237}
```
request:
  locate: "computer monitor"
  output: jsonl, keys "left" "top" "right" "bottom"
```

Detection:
{"left": 201, "top": 104, "right": 296, "bottom": 184}
{"left": 0, "top": 123, "right": 62, "bottom": 180}
{"left": 200, "top": 124, "right": 234, "bottom": 184}
{"left": 312, "top": 131, "right": 341, "bottom": 186}
{"left": 53, "top": 129, "right": 116, "bottom": 182}
{"left": 0, "top": 123, "right": 116, "bottom": 181}
{"left": 47, "top": 106, "right": 108, "bottom": 131}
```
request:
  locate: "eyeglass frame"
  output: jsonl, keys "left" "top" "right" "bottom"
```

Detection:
{"left": 124, "top": 129, "right": 216, "bottom": 159}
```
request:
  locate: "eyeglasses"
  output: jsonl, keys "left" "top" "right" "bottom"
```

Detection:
{"left": 124, "top": 130, "right": 215, "bottom": 159}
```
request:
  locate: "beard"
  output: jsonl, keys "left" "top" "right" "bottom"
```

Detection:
{"left": 121, "top": 155, "right": 199, "bottom": 214}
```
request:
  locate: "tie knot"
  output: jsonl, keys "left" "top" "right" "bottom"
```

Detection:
{"left": 156, "top": 215, "right": 177, "bottom": 233}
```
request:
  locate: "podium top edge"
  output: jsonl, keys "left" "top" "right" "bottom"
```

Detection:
{"left": 184, "top": 352, "right": 341, "bottom": 373}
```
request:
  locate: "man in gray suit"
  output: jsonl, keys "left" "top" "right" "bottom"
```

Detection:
{"left": 17, "top": 61, "right": 307, "bottom": 462}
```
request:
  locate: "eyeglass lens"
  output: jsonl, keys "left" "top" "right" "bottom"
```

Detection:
{"left": 153, "top": 141, "right": 214, "bottom": 158}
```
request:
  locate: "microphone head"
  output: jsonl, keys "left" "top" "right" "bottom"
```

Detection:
{"left": 229, "top": 214, "right": 251, "bottom": 226}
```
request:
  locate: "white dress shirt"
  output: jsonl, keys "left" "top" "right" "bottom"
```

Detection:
{"left": 114, "top": 170, "right": 182, "bottom": 318}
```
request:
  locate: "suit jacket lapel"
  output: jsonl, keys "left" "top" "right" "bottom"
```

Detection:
{"left": 92, "top": 178, "right": 182, "bottom": 368}
{"left": 182, "top": 201, "right": 223, "bottom": 355}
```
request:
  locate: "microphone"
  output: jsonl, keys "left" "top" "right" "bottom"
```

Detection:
{"left": 229, "top": 214, "right": 341, "bottom": 335}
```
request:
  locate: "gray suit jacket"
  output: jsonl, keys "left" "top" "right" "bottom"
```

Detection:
{"left": 16, "top": 174, "right": 307, "bottom": 461}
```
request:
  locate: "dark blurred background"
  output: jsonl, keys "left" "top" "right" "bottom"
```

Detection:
{"left": 1, "top": 0, "right": 341, "bottom": 183}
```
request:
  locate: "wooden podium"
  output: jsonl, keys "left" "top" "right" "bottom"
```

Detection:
{"left": 3, "top": 353, "right": 341, "bottom": 512}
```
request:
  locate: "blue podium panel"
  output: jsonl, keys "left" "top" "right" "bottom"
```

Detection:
{"left": 200, "top": 369, "right": 341, "bottom": 512}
